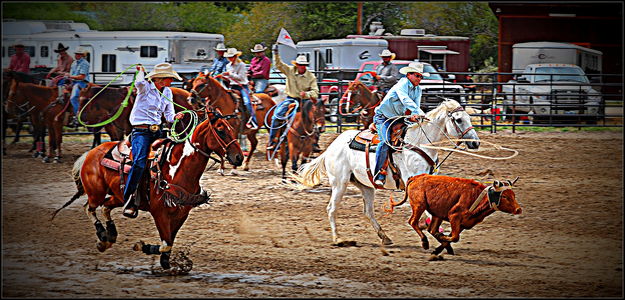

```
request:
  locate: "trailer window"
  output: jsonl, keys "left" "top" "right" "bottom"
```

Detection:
{"left": 8, "top": 46, "right": 35, "bottom": 57}
{"left": 40, "top": 46, "right": 49, "bottom": 58}
{"left": 102, "top": 54, "right": 116, "bottom": 72}
{"left": 418, "top": 51, "right": 445, "bottom": 71}
{"left": 325, "top": 49, "right": 333, "bottom": 64}
{"left": 140, "top": 46, "right": 158, "bottom": 58}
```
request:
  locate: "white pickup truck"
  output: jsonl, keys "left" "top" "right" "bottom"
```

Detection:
{"left": 501, "top": 63, "right": 602, "bottom": 121}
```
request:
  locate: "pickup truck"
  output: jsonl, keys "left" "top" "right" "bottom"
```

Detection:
{"left": 324, "top": 60, "right": 466, "bottom": 122}
{"left": 501, "top": 63, "right": 602, "bottom": 121}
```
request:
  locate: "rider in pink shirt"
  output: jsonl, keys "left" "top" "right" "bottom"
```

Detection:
{"left": 7, "top": 44, "right": 30, "bottom": 73}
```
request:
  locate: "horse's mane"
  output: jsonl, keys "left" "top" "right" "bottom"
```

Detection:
{"left": 424, "top": 99, "right": 461, "bottom": 120}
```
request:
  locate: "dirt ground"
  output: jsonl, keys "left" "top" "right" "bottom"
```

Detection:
{"left": 2, "top": 129, "right": 623, "bottom": 298}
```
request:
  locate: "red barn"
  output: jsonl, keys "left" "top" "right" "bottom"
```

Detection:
{"left": 346, "top": 29, "right": 470, "bottom": 73}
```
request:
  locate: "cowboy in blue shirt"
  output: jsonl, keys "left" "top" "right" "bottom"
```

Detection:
{"left": 58, "top": 47, "right": 90, "bottom": 127}
{"left": 208, "top": 43, "right": 228, "bottom": 76}
{"left": 373, "top": 62, "right": 429, "bottom": 187}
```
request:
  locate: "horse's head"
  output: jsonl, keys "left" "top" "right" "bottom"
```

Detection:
{"left": 198, "top": 107, "right": 244, "bottom": 167}
{"left": 312, "top": 97, "right": 326, "bottom": 133}
{"left": 187, "top": 73, "right": 209, "bottom": 107}
{"left": 5, "top": 79, "right": 25, "bottom": 115}
{"left": 427, "top": 99, "right": 480, "bottom": 149}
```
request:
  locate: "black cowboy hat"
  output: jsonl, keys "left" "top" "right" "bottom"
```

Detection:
{"left": 54, "top": 43, "right": 70, "bottom": 53}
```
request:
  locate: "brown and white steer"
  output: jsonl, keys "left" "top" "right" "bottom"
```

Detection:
{"left": 387, "top": 174, "right": 522, "bottom": 257}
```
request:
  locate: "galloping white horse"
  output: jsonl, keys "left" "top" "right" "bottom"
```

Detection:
{"left": 297, "top": 99, "right": 480, "bottom": 245}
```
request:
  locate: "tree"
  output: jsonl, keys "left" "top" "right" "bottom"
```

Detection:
{"left": 400, "top": 2, "right": 498, "bottom": 70}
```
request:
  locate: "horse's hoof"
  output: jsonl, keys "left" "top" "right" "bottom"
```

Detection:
{"left": 42, "top": 156, "right": 50, "bottom": 163}
{"left": 132, "top": 240, "right": 145, "bottom": 252}
{"left": 160, "top": 252, "right": 171, "bottom": 269}
{"left": 96, "top": 241, "right": 108, "bottom": 252}
{"left": 32, "top": 152, "right": 40, "bottom": 158}
{"left": 422, "top": 241, "right": 430, "bottom": 250}
{"left": 381, "top": 236, "right": 393, "bottom": 246}
{"left": 217, "top": 169, "right": 225, "bottom": 176}
{"left": 53, "top": 157, "right": 61, "bottom": 163}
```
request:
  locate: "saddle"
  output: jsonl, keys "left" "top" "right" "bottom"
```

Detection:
{"left": 349, "top": 122, "right": 407, "bottom": 190}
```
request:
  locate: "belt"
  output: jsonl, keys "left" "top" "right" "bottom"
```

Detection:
{"left": 134, "top": 124, "right": 160, "bottom": 132}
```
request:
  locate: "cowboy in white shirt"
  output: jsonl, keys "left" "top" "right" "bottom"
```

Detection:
{"left": 122, "top": 63, "right": 184, "bottom": 218}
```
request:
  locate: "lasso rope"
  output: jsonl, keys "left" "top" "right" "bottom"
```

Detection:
{"left": 77, "top": 64, "right": 138, "bottom": 128}
{"left": 77, "top": 63, "right": 198, "bottom": 142}
{"left": 420, "top": 139, "right": 519, "bottom": 160}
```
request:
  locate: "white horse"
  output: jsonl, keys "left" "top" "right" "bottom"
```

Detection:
{"left": 297, "top": 99, "right": 480, "bottom": 245}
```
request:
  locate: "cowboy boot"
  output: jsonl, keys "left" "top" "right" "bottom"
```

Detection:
{"left": 122, "top": 194, "right": 138, "bottom": 218}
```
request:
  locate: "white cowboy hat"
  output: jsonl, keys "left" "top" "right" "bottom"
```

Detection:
{"left": 399, "top": 62, "right": 430, "bottom": 77}
{"left": 214, "top": 43, "right": 227, "bottom": 51}
{"left": 223, "top": 48, "right": 242, "bottom": 58}
{"left": 146, "top": 63, "right": 183, "bottom": 81}
{"left": 379, "top": 49, "right": 396, "bottom": 60}
{"left": 291, "top": 55, "right": 310, "bottom": 66}
{"left": 74, "top": 46, "right": 89, "bottom": 54}
{"left": 250, "top": 43, "right": 267, "bottom": 53}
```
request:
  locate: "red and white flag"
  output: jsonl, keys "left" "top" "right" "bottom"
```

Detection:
{"left": 276, "top": 28, "right": 297, "bottom": 49}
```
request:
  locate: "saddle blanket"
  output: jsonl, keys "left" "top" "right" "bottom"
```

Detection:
{"left": 100, "top": 144, "right": 132, "bottom": 174}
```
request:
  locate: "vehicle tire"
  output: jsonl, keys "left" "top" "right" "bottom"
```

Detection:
{"left": 328, "top": 97, "right": 339, "bottom": 123}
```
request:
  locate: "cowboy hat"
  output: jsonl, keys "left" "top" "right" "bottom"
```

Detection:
{"left": 74, "top": 46, "right": 89, "bottom": 54}
{"left": 399, "top": 62, "right": 430, "bottom": 77}
{"left": 250, "top": 43, "right": 267, "bottom": 53}
{"left": 379, "top": 49, "right": 396, "bottom": 60}
{"left": 223, "top": 48, "right": 242, "bottom": 58}
{"left": 214, "top": 43, "right": 227, "bottom": 51}
{"left": 146, "top": 63, "right": 183, "bottom": 81}
{"left": 291, "top": 55, "right": 309, "bottom": 66}
{"left": 54, "top": 43, "right": 70, "bottom": 53}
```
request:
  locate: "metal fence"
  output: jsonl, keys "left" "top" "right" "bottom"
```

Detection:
{"left": 5, "top": 71, "right": 622, "bottom": 139}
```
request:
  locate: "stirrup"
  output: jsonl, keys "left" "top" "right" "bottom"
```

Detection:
{"left": 123, "top": 207, "right": 138, "bottom": 219}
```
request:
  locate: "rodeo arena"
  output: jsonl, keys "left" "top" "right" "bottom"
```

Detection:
{"left": 2, "top": 9, "right": 623, "bottom": 299}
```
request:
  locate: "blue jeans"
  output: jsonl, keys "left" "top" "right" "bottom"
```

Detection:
{"left": 268, "top": 97, "right": 298, "bottom": 144}
{"left": 123, "top": 128, "right": 161, "bottom": 203}
{"left": 373, "top": 113, "right": 392, "bottom": 181}
{"left": 232, "top": 85, "right": 256, "bottom": 124}
{"left": 67, "top": 81, "right": 88, "bottom": 114}
{"left": 252, "top": 78, "right": 268, "bottom": 93}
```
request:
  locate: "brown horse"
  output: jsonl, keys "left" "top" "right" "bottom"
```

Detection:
{"left": 188, "top": 73, "right": 276, "bottom": 172}
{"left": 273, "top": 99, "right": 326, "bottom": 181}
{"left": 78, "top": 85, "right": 200, "bottom": 147}
{"left": 51, "top": 108, "right": 244, "bottom": 269}
{"left": 339, "top": 80, "right": 382, "bottom": 129}
{"left": 6, "top": 80, "right": 70, "bottom": 162}
{"left": 3, "top": 71, "right": 54, "bottom": 155}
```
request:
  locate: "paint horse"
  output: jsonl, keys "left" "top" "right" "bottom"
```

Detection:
{"left": 187, "top": 73, "right": 276, "bottom": 172}
{"left": 51, "top": 108, "right": 244, "bottom": 269}
{"left": 297, "top": 99, "right": 480, "bottom": 246}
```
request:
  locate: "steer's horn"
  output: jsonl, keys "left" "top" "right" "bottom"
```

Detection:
{"left": 511, "top": 176, "right": 519, "bottom": 186}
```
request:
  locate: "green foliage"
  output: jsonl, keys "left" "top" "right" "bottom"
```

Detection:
{"left": 399, "top": 2, "right": 498, "bottom": 70}
{"left": 2, "top": 2, "right": 96, "bottom": 28}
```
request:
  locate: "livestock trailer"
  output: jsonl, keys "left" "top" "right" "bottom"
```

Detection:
{"left": 2, "top": 20, "right": 224, "bottom": 84}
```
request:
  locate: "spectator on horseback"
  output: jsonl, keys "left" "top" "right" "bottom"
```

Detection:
{"left": 221, "top": 47, "right": 258, "bottom": 130}
{"left": 46, "top": 43, "right": 73, "bottom": 79}
{"left": 374, "top": 49, "right": 400, "bottom": 95}
{"left": 248, "top": 43, "right": 271, "bottom": 93}
{"left": 266, "top": 45, "right": 320, "bottom": 152}
{"left": 58, "top": 47, "right": 91, "bottom": 128}
{"left": 208, "top": 43, "right": 228, "bottom": 76}
{"left": 6, "top": 43, "right": 31, "bottom": 74}
{"left": 372, "top": 62, "right": 428, "bottom": 187}
{"left": 122, "top": 63, "right": 184, "bottom": 218}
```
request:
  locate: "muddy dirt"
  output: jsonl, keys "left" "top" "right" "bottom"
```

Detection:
{"left": 2, "top": 130, "right": 623, "bottom": 297}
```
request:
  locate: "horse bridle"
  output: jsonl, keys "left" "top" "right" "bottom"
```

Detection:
{"left": 189, "top": 112, "right": 238, "bottom": 157}
{"left": 447, "top": 106, "right": 474, "bottom": 140}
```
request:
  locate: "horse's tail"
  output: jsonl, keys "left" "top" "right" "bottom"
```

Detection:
{"left": 295, "top": 150, "right": 327, "bottom": 187}
{"left": 51, "top": 151, "right": 88, "bottom": 221}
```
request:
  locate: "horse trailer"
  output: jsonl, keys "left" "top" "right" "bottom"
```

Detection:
{"left": 511, "top": 41, "right": 603, "bottom": 75}
{"left": 2, "top": 20, "right": 224, "bottom": 84}
{"left": 276, "top": 38, "right": 389, "bottom": 80}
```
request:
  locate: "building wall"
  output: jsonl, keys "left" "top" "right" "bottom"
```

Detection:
{"left": 489, "top": 2, "right": 622, "bottom": 83}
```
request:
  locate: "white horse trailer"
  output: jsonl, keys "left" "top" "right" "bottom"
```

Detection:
{"left": 277, "top": 38, "right": 389, "bottom": 80}
{"left": 512, "top": 41, "right": 603, "bottom": 74}
{"left": 2, "top": 20, "right": 224, "bottom": 84}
